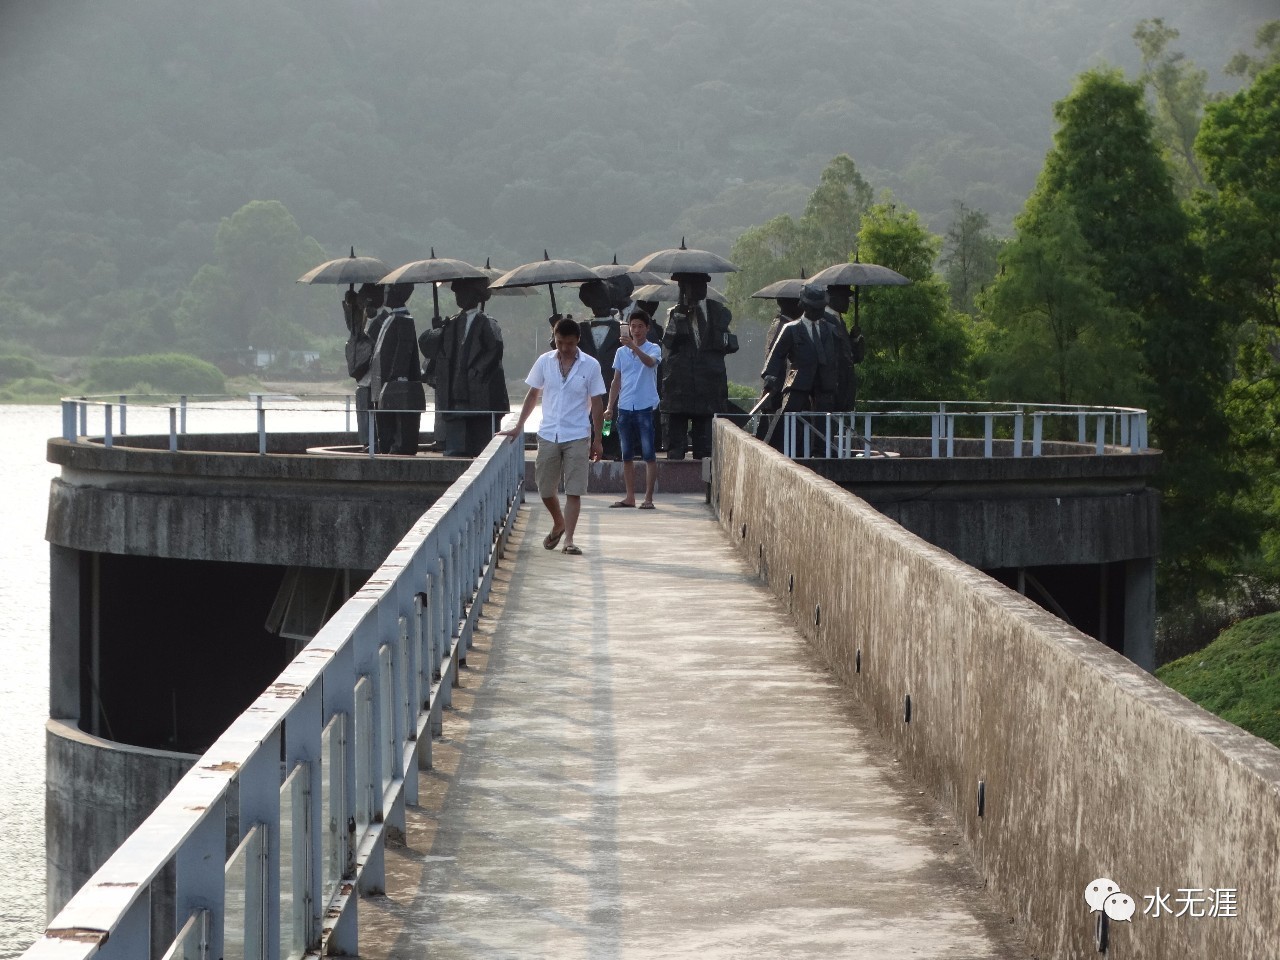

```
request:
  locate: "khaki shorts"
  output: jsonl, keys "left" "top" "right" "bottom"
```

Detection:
{"left": 534, "top": 436, "right": 591, "bottom": 498}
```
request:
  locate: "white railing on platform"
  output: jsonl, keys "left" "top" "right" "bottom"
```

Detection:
{"left": 22, "top": 424, "right": 526, "bottom": 960}
{"left": 57, "top": 394, "right": 517, "bottom": 458}
{"left": 743, "top": 400, "right": 1150, "bottom": 459}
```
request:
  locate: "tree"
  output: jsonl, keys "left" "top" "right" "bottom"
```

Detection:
{"left": 1133, "top": 19, "right": 1209, "bottom": 198}
{"left": 980, "top": 199, "right": 1139, "bottom": 405}
{"left": 726, "top": 155, "right": 873, "bottom": 324}
{"left": 1196, "top": 63, "right": 1280, "bottom": 590}
{"left": 940, "top": 202, "right": 1001, "bottom": 315}
{"left": 856, "top": 199, "right": 974, "bottom": 401}
{"left": 999, "top": 68, "right": 1245, "bottom": 600}
{"left": 1225, "top": 20, "right": 1280, "bottom": 81}
{"left": 177, "top": 200, "right": 327, "bottom": 358}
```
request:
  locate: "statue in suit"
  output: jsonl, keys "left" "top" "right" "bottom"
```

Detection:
{"left": 419, "top": 277, "right": 509, "bottom": 457}
{"left": 370, "top": 282, "right": 424, "bottom": 455}
{"left": 660, "top": 272, "right": 738, "bottom": 460}
{"left": 760, "top": 283, "right": 839, "bottom": 454}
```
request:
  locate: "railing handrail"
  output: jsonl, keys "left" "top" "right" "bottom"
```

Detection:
{"left": 57, "top": 394, "right": 519, "bottom": 459}
{"left": 731, "top": 404, "right": 1151, "bottom": 460}
{"left": 23, "top": 419, "right": 526, "bottom": 960}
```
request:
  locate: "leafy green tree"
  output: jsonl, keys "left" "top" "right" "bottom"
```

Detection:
{"left": 1133, "top": 19, "right": 1209, "bottom": 198}
{"left": 176, "top": 200, "right": 327, "bottom": 358}
{"left": 940, "top": 202, "right": 1001, "bottom": 315}
{"left": 980, "top": 199, "right": 1140, "bottom": 405}
{"left": 726, "top": 214, "right": 806, "bottom": 325}
{"left": 1196, "top": 62, "right": 1280, "bottom": 586}
{"left": 726, "top": 155, "right": 872, "bottom": 324}
{"left": 1225, "top": 20, "right": 1280, "bottom": 80}
{"left": 856, "top": 199, "right": 974, "bottom": 401}
{"left": 1020, "top": 68, "right": 1245, "bottom": 599}
{"left": 796, "top": 154, "right": 873, "bottom": 269}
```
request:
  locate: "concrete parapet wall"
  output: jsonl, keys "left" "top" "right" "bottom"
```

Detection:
{"left": 45, "top": 719, "right": 198, "bottom": 918}
{"left": 711, "top": 420, "right": 1280, "bottom": 959}
{"left": 46, "top": 434, "right": 469, "bottom": 569}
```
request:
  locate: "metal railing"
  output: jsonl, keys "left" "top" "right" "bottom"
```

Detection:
{"left": 23, "top": 423, "right": 526, "bottom": 960}
{"left": 743, "top": 400, "right": 1150, "bottom": 459}
{"left": 57, "top": 394, "right": 514, "bottom": 457}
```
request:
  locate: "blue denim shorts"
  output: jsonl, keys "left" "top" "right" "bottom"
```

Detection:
{"left": 617, "top": 407, "right": 656, "bottom": 462}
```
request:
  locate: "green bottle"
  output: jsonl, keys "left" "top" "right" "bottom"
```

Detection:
{"left": 602, "top": 417, "right": 613, "bottom": 437}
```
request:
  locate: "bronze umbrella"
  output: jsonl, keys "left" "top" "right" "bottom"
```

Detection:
{"left": 296, "top": 247, "right": 390, "bottom": 293}
{"left": 379, "top": 249, "right": 488, "bottom": 321}
{"left": 809, "top": 258, "right": 910, "bottom": 326}
{"left": 488, "top": 251, "right": 602, "bottom": 316}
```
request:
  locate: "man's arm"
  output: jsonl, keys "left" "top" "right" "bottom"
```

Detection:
{"left": 628, "top": 339, "right": 658, "bottom": 366}
{"left": 606, "top": 369, "right": 622, "bottom": 418}
{"left": 498, "top": 386, "right": 540, "bottom": 440}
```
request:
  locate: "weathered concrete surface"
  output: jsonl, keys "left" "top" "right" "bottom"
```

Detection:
{"left": 358, "top": 497, "right": 1027, "bottom": 958}
{"left": 46, "top": 434, "right": 468, "bottom": 569}
{"left": 712, "top": 420, "right": 1280, "bottom": 960}
{"left": 806, "top": 440, "right": 1162, "bottom": 569}
{"left": 44, "top": 719, "right": 197, "bottom": 918}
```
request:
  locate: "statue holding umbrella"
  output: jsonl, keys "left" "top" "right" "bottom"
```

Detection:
{"left": 630, "top": 240, "right": 739, "bottom": 460}
{"left": 297, "top": 247, "right": 390, "bottom": 449}
{"left": 809, "top": 258, "right": 910, "bottom": 412}
{"left": 382, "top": 251, "right": 507, "bottom": 458}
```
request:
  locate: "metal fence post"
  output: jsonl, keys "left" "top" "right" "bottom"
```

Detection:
{"left": 61, "top": 399, "right": 77, "bottom": 442}
{"left": 1013, "top": 411, "right": 1024, "bottom": 458}
{"left": 180, "top": 395, "right": 188, "bottom": 434}
{"left": 118, "top": 395, "right": 127, "bottom": 435}
{"left": 169, "top": 406, "right": 178, "bottom": 452}
{"left": 104, "top": 404, "right": 113, "bottom": 449}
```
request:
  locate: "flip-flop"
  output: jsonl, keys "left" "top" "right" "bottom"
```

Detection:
{"left": 638, "top": 501, "right": 656, "bottom": 510}
{"left": 610, "top": 500, "right": 636, "bottom": 508}
{"left": 543, "top": 528, "right": 564, "bottom": 550}
{"left": 562, "top": 544, "right": 583, "bottom": 555}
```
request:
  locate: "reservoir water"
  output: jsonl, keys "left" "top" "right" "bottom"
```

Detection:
{"left": 1, "top": 406, "right": 59, "bottom": 957}
{"left": 1, "top": 399, "right": 509, "bottom": 955}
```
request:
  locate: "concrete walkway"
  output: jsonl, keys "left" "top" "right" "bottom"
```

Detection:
{"left": 359, "top": 495, "right": 1028, "bottom": 959}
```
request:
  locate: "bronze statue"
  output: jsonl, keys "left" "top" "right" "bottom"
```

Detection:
{"left": 419, "top": 277, "right": 509, "bottom": 457}
{"left": 660, "top": 272, "right": 738, "bottom": 460}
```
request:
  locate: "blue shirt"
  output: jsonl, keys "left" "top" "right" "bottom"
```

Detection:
{"left": 611, "top": 340, "right": 662, "bottom": 410}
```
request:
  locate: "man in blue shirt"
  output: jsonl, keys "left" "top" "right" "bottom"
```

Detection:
{"left": 604, "top": 308, "right": 662, "bottom": 508}
{"left": 499, "top": 317, "right": 607, "bottom": 555}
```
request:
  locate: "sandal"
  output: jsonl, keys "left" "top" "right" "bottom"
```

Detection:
{"left": 562, "top": 544, "right": 583, "bottom": 555}
{"left": 638, "top": 501, "right": 656, "bottom": 510}
{"left": 543, "top": 528, "right": 564, "bottom": 550}
{"left": 610, "top": 500, "right": 636, "bottom": 508}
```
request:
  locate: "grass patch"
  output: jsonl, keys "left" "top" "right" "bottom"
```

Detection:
{"left": 1157, "top": 612, "right": 1280, "bottom": 748}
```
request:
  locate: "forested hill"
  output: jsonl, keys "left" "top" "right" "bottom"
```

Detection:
{"left": 0, "top": 0, "right": 1272, "bottom": 356}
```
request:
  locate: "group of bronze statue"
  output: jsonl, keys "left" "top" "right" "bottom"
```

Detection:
{"left": 339, "top": 267, "right": 865, "bottom": 459}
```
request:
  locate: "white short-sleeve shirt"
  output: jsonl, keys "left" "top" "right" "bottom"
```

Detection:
{"left": 525, "top": 349, "right": 607, "bottom": 443}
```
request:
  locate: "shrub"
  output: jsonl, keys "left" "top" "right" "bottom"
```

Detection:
{"left": 0, "top": 354, "right": 51, "bottom": 385}
{"left": 83, "top": 353, "right": 226, "bottom": 394}
{"left": 0, "top": 376, "right": 67, "bottom": 402}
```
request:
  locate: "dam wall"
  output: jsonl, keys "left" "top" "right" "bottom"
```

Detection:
{"left": 711, "top": 420, "right": 1280, "bottom": 959}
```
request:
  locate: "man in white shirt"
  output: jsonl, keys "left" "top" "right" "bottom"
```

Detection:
{"left": 499, "top": 317, "right": 607, "bottom": 555}
{"left": 604, "top": 308, "right": 661, "bottom": 508}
